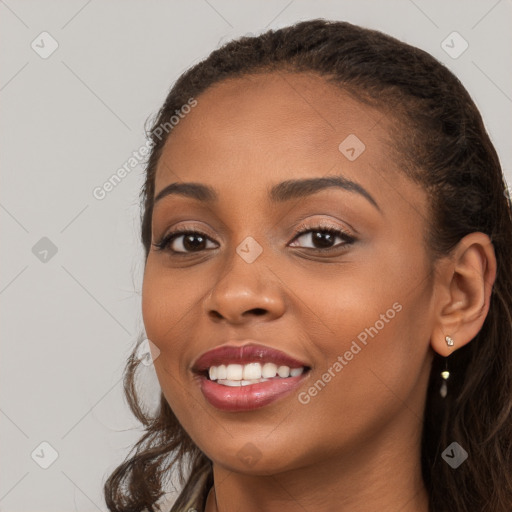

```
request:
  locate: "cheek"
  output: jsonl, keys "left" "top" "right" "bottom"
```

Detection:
{"left": 294, "top": 252, "right": 431, "bottom": 413}
{"left": 141, "top": 262, "right": 200, "bottom": 343}
{"left": 141, "top": 270, "right": 193, "bottom": 416}
{"left": 289, "top": 311, "right": 429, "bottom": 461}
{"left": 287, "top": 262, "right": 395, "bottom": 356}
{"left": 141, "top": 269, "right": 166, "bottom": 343}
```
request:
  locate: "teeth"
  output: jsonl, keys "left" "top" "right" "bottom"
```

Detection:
{"left": 225, "top": 364, "right": 243, "bottom": 380}
{"left": 217, "top": 365, "right": 227, "bottom": 380}
{"left": 262, "top": 362, "right": 277, "bottom": 378}
{"left": 217, "top": 378, "right": 270, "bottom": 387}
{"left": 243, "top": 362, "right": 261, "bottom": 380}
{"left": 277, "top": 365, "right": 290, "bottom": 378}
{"left": 207, "top": 362, "right": 305, "bottom": 383}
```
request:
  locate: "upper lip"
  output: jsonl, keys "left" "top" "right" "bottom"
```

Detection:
{"left": 191, "top": 341, "right": 310, "bottom": 374}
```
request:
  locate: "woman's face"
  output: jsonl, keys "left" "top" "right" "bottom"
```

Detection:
{"left": 142, "top": 72, "right": 437, "bottom": 473}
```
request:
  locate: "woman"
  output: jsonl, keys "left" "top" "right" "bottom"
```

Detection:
{"left": 104, "top": 19, "right": 512, "bottom": 512}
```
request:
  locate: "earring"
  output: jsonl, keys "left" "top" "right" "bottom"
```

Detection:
{"left": 440, "top": 361, "right": 450, "bottom": 398}
{"left": 440, "top": 336, "right": 454, "bottom": 398}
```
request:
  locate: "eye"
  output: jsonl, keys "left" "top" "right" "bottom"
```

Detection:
{"left": 152, "top": 229, "right": 217, "bottom": 254}
{"left": 289, "top": 224, "right": 356, "bottom": 252}
{"left": 152, "top": 223, "right": 356, "bottom": 256}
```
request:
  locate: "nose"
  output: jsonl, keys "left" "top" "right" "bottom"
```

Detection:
{"left": 203, "top": 250, "right": 286, "bottom": 325}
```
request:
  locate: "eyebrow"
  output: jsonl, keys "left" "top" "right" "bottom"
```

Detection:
{"left": 153, "top": 174, "right": 380, "bottom": 212}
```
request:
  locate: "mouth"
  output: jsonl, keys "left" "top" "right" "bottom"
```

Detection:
{"left": 192, "top": 341, "right": 311, "bottom": 373}
{"left": 195, "top": 368, "right": 311, "bottom": 412}
{"left": 197, "top": 362, "right": 311, "bottom": 386}
{"left": 191, "top": 342, "right": 312, "bottom": 411}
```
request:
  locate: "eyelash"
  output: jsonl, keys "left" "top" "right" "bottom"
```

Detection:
{"left": 152, "top": 223, "right": 356, "bottom": 256}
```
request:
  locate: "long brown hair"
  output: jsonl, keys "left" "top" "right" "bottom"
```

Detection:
{"left": 104, "top": 19, "right": 512, "bottom": 511}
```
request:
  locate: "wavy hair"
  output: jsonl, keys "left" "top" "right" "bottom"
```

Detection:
{"left": 104, "top": 19, "right": 512, "bottom": 512}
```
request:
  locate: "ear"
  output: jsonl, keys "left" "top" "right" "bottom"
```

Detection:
{"left": 430, "top": 232, "right": 497, "bottom": 357}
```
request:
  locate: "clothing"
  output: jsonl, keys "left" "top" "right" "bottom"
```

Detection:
{"left": 169, "top": 467, "right": 212, "bottom": 512}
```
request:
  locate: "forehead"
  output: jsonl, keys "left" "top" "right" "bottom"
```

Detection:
{"left": 161, "top": 72, "right": 386, "bottom": 158}
{"left": 154, "top": 71, "right": 419, "bottom": 215}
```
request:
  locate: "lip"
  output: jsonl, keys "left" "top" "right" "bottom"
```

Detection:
{"left": 197, "top": 372, "right": 310, "bottom": 412}
{"left": 191, "top": 341, "right": 310, "bottom": 373}
{"left": 191, "top": 341, "right": 311, "bottom": 412}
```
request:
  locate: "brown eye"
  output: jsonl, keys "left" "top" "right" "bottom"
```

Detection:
{"left": 153, "top": 230, "right": 217, "bottom": 254}
{"left": 289, "top": 226, "right": 356, "bottom": 251}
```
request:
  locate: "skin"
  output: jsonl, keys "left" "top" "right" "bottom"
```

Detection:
{"left": 141, "top": 72, "right": 497, "bottom": 512}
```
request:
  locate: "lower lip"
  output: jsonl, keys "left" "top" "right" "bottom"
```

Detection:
{"left": 197, "top": 372, "right": 310, "bottom": 412}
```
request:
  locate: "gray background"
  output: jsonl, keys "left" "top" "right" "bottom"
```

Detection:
{"left": 1, "top": 1, "right": 511, "bottom": 511}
